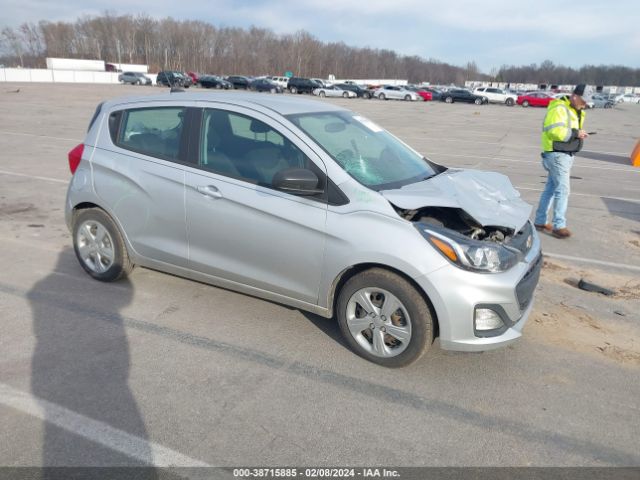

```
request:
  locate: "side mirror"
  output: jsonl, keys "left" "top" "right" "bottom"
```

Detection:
{"left": 272, "top": 168, "right": 323, "bottom": 196}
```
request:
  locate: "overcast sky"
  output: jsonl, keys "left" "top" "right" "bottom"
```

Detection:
{"left": 2, "top": 0, "right": 639, "bottom": 73}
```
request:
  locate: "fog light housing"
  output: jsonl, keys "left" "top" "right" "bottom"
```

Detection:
{"left": 473, "top": 305, "right": 507, "bottom": 337}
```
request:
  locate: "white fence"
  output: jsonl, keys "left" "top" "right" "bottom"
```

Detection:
{"left": 0, "top": 68, "right": 120, "bottom": 84}
{"left": 0, "top": 68, "right": 158, "bottom": 85}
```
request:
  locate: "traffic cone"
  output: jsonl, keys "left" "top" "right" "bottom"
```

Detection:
{"left": 632, "top": 140, "right": 640, "bottom": 167}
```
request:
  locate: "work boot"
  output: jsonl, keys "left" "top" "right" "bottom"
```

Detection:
{"left": 534, "top": 223, "right": 552, "bottom": 233}
{"left": 552, "top": 228, "right": 572, "bottom": 239}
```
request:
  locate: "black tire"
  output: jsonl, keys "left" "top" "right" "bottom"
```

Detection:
{"left": 290, "top": 86, "right": 297, "bottom": 94}
{"left": 72, "top": 208, "right": 134, "bottom": 282}
{"left": 404, "top": 94, "right": 412, "bottom": 101}
{"left": 336, "top": 268, "right": 433, "bottom": 368}
{"left": 505, "top": 98, "right": 515, "bottom": 106}
{"left": 379, "top": 93, "right": 386, "bottom": 100}
{"left": 474, "top": 97, "right": 482, "bottom": 105}
{"left": 319, "top": 91, "right": 326, "bottom": 97}
{"left": 445, "top": 96, "right": 453, "bottom": 103}
{"left": 343, "top": 92, "right": 349, "bottom": 98}
{"left": 363, "top": 92, "right": 371, "bottom": 99}
{"left": 522, "top": 100, "right": 529, "bottom": 107}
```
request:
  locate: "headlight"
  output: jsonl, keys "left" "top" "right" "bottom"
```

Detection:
{"left": 416, "top": 224, "right": 520, "bottom": 273}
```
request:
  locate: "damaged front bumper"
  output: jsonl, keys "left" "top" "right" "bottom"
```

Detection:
{"left": 414, "top": 231, "right": 542, "bottom": 352}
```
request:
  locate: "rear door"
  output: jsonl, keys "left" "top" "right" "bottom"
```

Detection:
{"left": 93, "top": 103, "right": 196, "bottom": 266}
{"left": 184, "top": 104, "right": 328, "bottom": 304}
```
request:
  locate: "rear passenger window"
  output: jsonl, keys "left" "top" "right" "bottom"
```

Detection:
{"left": 118, "top": 107, "right": 186, "bottom": 161}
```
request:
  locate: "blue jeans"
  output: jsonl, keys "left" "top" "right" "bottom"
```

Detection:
{"left": 534, "top": 151, "right": 573, "bottom": 229}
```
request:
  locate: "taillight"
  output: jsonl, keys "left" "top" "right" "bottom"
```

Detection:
{"left": 68, "top": 143, "right": 84, "bottom": 174}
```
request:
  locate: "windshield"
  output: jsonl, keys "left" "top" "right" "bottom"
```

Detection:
{"left": 287, "top": 111, "right": 440, "bottom": 190}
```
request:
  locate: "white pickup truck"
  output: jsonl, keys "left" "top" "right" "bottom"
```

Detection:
{"left": 473, "top": 87, "right": 518, "bottom": 106}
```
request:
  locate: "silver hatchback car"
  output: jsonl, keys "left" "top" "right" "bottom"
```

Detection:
{"left": 65, "top": 92, "right": 541, "bottom": 367}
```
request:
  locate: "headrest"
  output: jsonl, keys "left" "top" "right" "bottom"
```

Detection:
{"left": 250, "top": 119, "right": 270, "bottom": 134}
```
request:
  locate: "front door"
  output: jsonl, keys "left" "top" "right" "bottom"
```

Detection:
{"left": 184, "top": 106, "right": 328, "bottom": 304}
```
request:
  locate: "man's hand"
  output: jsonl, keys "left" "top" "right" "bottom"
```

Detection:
{"left": 578, "top": 130, "right": 589, "bottom": 139}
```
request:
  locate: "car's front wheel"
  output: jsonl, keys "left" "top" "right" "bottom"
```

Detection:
{"left": 336, "top": 268, "right": 433, "bottom": 368}
{"left": 343, "top": 92, "right": 349, "bottom": 98}
{"left": 404, "top": 94, "right": 411, "bottom": 101}
{"left": 474, "top": 97, "right": 483, "bottom": 105}
{"left": 290, "top": 87, "right": 297, "bottom": 94}
{"left": 445, "top": 96, "right": 453, "bottom": 103}
{"left": 505, "top": 98, "right": 515, "bottom": 106}
{"left": 72, "top": 208, "right": 133, "bottom": 282}
{"left": 379, "top": 93, "right": 386, "bottom": 100}
{"left": 522, "top": 100, "right": 530, "bottom": 107}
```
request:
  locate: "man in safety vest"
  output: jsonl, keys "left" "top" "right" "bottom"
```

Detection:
{"left": 534, "top": 84, "right": 589, "bottom": 238}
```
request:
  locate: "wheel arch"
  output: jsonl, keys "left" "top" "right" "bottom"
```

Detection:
{"left": 70, "top": 201, "right": 139, "bottom": 263}
{"left": 327, "top": 262, "right": 440, "bottom": 339}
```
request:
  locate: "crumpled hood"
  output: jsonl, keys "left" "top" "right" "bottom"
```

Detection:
{"left": 381, "top": 169, "right": 532, "bottom": 232}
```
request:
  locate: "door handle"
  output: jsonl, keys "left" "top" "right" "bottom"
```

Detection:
{"left": 196, "top": 185, "right": 223, "bottom": 199}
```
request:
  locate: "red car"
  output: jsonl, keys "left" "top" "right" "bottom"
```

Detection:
{"left": 404, "top": 86, "right": 433, "bottom": 101}
{"left": 416, "top": 90, "right": 433, "bottom": 101}
{"left": 517, "top": 91, "right": 553, "bottom": 107}
{"left": 186, "top": 71, "right": 200, "bottom": 84}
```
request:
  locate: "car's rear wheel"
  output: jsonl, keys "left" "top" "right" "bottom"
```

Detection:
{"left": 474, "top": 97, "right": 482, "bottom": 105}
{"left": 290, "top": 87, "right": 297, "bottom": 94}
{"left": 336, "top": 268, "right": 433, "bottom": 368}
{"left": 505, "top": 98, "right": 515, "bottom": 106}
{"left": 72, "top": 208, "right": 133, "bottom": 282}
{"left": 404, "top": 94, "right": 411, "bottom": 101}
{"left": 522, "top": 100, "right": 530, "bottom": 107}
{"left": 379, "top": 93, "right": 386, "bottom": 100}
{"left": 343, "top": 92, "right": 349, "bottom": 98}
{"left": 445, "top": 96, "right": 453, "bottom": 103}
{"left": 319, "top": 91, "right": 326, "bottom": 97}
{"left": 363, "top": 92, "right": 371, "bottom": 99}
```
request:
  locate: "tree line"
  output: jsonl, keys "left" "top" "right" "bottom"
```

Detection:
{"left": 1, "top": 13, "right": 638, "bottom": 86}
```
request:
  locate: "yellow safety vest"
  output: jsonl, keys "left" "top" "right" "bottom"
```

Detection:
{"left": 541, "top": 97, "right": 585, "bottom": 152}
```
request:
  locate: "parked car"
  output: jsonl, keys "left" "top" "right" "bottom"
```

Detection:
{"left": 267, "top": 76, "right": 290, "bottom": 89}
{"left": 249, "top": 78, "right": 283, "bottom": 93}
{"left": 118, "top": 72, "right": 152, "bottom": 86}
{"left": 473, "top": 87, "right": 517, "bottom": 106}
{"left": 335, "top": 83, "right": 372, "bottom": 99}
{"left": 420, "top": 87, "right": 442, "bottom": 101}
{"left": 404, "top": 86, "right": 433, "bottom": 101}
{"left": 621, "top": 93, "right": 640, "bottom": 104}
{"left": 517, "top": 92, "right": 553, "bottom": 108}
{"left": 156, "top": 71, "right": 189, "bottom": 88}
{"left": 199, "top": 75, "right": 233, "bottom": 89}
{"left": 313, "top": 85, "right": 357, "bottom": 98}
{"left": 65, "top": 93, "right": 541, "bottom": 367}
{"left": 441, "top": 89, "right": 487, "bottom": 105}
{"left": 287, "top": 77, "right": 319, "bottom": 94}
{"left": 179, "top": 72, "right": 193, "bottom": 88}
{"left": 186, "top": 71, "right": 200, "bottom": 85}
{"left": 606, "top": 93, "right": 625, "bottom": 103}
{"left": 590, "top": 94, "right": 615, "bottom": 109}
{"left": 310, "top": 78, "right": 328, "bottom": 88}
{"left": 226, "top": 75, "right": 251, "bottom": 89}
{"left": 373, "top": 86, "right": 420, "bottom": 101}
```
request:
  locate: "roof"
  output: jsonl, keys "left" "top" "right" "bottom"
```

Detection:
{"left": 103, "top": 91, "right": 348, "bottom": 116}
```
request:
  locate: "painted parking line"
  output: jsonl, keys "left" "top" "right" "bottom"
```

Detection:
{"left": 516, "top": 186, "right": 640, "bottom": 204}
{"left": 0, "top": 169, "right": 68, "bottom": 184}
{"left": 544, "top": 253, "right": 640, "bottom": 273}
{"left": 0, "top": 382, "right": 211, "bottom": 467}
{"left": 429, "top": 152, "right": 639, "bottom": 173}
{"left": 0, "top": 130, "right": 78, "bottom": 142}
